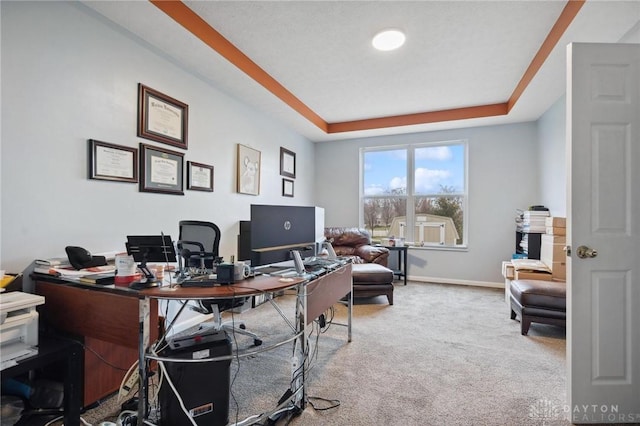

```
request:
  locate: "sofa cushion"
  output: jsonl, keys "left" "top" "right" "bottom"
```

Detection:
{"left": 352, "top": 263, "right": 394, "bottom": 284}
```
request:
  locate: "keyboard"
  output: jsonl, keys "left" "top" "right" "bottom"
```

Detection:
{"left": 180, "top": 276, "right": 221, "bottom": 287}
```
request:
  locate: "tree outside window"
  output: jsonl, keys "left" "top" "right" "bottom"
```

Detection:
{"left": 361, "top": 142, "right": 467, "bottom": 247}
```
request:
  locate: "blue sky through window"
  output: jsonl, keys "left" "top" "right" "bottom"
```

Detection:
{"left": 364, "top": 144, "right": 464, "bottom": 196}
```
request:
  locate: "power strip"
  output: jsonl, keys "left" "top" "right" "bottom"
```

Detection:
{"left": 123, "top": 369, "right": 139, "bottom": 393}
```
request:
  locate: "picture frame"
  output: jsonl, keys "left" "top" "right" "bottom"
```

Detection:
{"left": 282, "top": 178, "right": 294, "bottom": 197}
{"left": 187, "top": 161, "right": 214, "bottom": 192}
{"left": 237, "top": 144, "right": 261, "bottom": 195}
{"left": 88, "top": 139, "right": 138, "bottom": 183}
{"left": 137, "top": 83, "right": 189, "bottom": 150}
{"left": 280, "top": 147, "right": 296, "bottom": 178}
{"left": 139, "top": 143, "right": 184, "bottom": 195}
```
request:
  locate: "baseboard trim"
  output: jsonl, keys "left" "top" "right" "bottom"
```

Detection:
{"left": 408, "top": 275, "right": 504, "bottom": 289}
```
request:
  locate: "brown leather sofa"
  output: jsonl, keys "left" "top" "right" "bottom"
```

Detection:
{"left": 324, "top": 227, "right": 390, "bottom": 265}
{"left": 324, "top": 227, "right": 394, "bottom": 304}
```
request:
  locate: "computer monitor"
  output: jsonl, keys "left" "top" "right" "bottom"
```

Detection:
{"left": 246, "top": 205, "right": 322, "bottom": 266}
{"left": 126, "top": 235, "right": 176, "bottom": 288}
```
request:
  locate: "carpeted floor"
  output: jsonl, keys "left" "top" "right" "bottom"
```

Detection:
{"left": 32, "top": 281, "right": 569, "bottom": 425}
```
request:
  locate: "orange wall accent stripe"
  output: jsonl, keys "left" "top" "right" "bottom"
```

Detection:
{"left": 149, "top": 0, "right": 328, "bottom": 133}
{"left": 508, "top": 0, "right": 585, "bottom": 111}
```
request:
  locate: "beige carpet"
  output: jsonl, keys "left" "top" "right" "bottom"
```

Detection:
{"left": 79, "top": 281, "right": 568, "bottom": 426}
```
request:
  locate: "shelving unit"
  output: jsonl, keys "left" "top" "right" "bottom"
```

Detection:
{"left": 515, "top": 230, "right": 542, "bottom": 260}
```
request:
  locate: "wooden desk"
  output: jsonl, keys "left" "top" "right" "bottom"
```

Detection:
{"left": 34, "top": 280, "right": 159, "bottom": 407}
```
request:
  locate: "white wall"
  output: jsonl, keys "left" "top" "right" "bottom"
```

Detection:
{"left": 314, "top": 123, "right": 540, "bottom": 285}
{"left": 0, "top": 2, "right": 315, "bottom": 273}
{"left": 538, "top": 95, "right": 567, "bottom": 217}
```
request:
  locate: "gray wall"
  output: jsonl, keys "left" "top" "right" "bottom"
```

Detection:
{"left": 538, "top": 95, "right": 567, "bottom": 217}
{"left": 314, "top": 123, "right": 540, "bottom": 285}
{"left": 1, "top": 2, "right": 315, "bottom": 272}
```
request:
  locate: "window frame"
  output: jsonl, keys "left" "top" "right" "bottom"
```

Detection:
{"left": 360, "top": 140, "right": 469, "bottom": 250}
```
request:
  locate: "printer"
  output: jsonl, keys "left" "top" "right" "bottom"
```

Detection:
{"left": 0, "top": 291, "right": 45, "bottom": 370}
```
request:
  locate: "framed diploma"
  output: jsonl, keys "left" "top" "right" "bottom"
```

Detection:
{"left": 282, "top": 178, "right": 294, "bottom": 197}
{"left": 88, "top": 139, "right": 138, "bottom": 183}
{"left": 279, "top": 147, "right": 296, "bottom": 178}
{"left": 187, "top": 161, "right": 214, "bottom": 192}
{"left": 138, "top": 83, "right": 188, "bottom": 149}
{"left": 139, "top": 143, "right": 184, "bottom": 195}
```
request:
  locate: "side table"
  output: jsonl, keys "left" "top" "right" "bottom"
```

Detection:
{"left": 384, "top": 245, "right": 408, "bottom": 285}
{"left": 2, "top": 335, "right": 82, "bottom": 426}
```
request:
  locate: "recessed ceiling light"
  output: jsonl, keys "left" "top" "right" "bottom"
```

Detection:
{"left": 372, "top": 29, "right": 406, "bottom": 51}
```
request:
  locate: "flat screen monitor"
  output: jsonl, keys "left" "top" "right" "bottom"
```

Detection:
{"left": 249, "top": 205, "right": 319, "bottom": 266}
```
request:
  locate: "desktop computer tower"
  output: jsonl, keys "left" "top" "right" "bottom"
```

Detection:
{"left": 159, "top": 331, "right": 232, "bottom": 426}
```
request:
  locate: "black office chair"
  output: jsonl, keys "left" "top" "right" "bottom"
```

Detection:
{"left": 177, "top": 221, "right": 262, "bottom": 346}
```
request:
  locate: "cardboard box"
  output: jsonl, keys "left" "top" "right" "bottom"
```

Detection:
{"left": 541, "top": 234, "right": 566, "bottom": 268}
{"left": 551, "top": 262, "right": 566, "bottom": 280}
{"left": 502, "top": 261, "right": 515, "bottom": 280}
{"left": 545, "top": 226, "right": 566, "bottom": 236}
{"left": 545, "top": 217, "right": 566, "bottom": 227}
{"left": 515, "top": 270, "right": 553, "bottom": 281}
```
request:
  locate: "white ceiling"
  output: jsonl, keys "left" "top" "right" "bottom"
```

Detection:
{"left": 82, "top": 1, "right": 640, "bottom": 142}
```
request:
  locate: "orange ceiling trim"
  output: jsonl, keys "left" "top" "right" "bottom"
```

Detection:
{"left": 151, "top": 0, "right": 582, "bottom": 135}
{"left": 149, "top": 0, "right": 328, "bottom": 133}
{"left": 507, "top": 0, "right": 585, "bottom": 111}
{"left": 327, "top": 103, "right": 509, "bottom": 134}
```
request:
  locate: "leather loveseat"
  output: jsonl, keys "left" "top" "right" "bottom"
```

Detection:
{"left": 324, "top": 227, "right": 390, "bottom": 265}
{"left": 324, "top": 227, "right": 395, "bottom": 304}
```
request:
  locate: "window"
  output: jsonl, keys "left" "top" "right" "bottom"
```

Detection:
{"left": 361, "top": 141, "right": 467, "bottom": 248}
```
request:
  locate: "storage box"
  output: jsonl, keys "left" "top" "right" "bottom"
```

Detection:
{"left": 541, "top": 234, "right": 566, "bottom": 268}
{"left": 501, "top": 261, "right": 515, "bottom": 280}
{"left": 545, "top": 217, "right": 566, "bottom": 227}
{"left": 545, "top": 226, "right": 566, "bottom": 236}
{"left": 514, "top": 270, "right": 553, "bottom": 281}
{"left": 551, "top": 262, "right": 566, "bottom": 281}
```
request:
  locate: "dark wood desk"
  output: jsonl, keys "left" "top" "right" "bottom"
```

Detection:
{"left": 2, "top": 335, "right": 82, "bottom": 426}
{"left": 33, "top": 264, "right": 352, "bottom": 426}
{"left": 34, "top": 279, "right": 159, "bottom": 407}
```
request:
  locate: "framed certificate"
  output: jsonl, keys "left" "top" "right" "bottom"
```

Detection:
{"left": 138, "top": 83, "right": 188, "bottom": 149}
{"left": 282, "top": 178, "right": 294, "bottom": 197}
{"left": 187, "top": 161, "right": 214, "bottom": 192}
{"left": 88, "top": 139, "right": 138, "bottom": 183}
{"left": 139, "top": 143, "right": 184, "bottom": 195}
{"left": 279, "top": 147, "right": 296, "bottom": 178}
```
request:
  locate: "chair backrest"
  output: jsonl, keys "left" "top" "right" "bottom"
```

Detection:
{"left": 178, "top": 221, "right": 221, "bottom": 268}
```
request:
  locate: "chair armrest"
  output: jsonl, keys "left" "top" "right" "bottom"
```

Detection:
{"left": 355, "top": 245, "right": 390, "bottom": 266}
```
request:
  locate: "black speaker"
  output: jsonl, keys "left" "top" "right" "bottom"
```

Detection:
{"left": 159, "top": 331, "right": 232, "bottom": 426}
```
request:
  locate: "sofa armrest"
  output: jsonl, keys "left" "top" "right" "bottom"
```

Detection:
{"left": 355, "top": 245, "right": 389, "bottom": 266}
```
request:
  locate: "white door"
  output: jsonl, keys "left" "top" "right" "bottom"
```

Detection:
{"left": 567, "top": 42, "right": 640, "bottom": 423}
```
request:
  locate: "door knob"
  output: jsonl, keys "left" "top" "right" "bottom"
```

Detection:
{"left": 576, "top": 245, "right": 598, "bottom": 259}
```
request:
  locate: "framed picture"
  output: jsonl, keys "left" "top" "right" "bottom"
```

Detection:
{"left": 282, "top": 178, "right": 294, "bottom": 197}
{"left": 280, "top": 147, "right": 296, "bottom": 178}
{"left": 88, "top": 139, "right": 138, "bottom": 183}
{"left": 137, "top": 83, "right": 188, "bottom": 149}
{"left": 237, "top": 144, "right": 261, "bottom": 195}
{"left": 139, "top": 143, "right": 184, "bottom": 195}
{"left": 187, "top": 161, "right": 214, "bottom": 192}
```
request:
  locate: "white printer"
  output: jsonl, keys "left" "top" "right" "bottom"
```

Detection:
{"left": 0, "top": 291, "right": 45, "bottom": 370}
